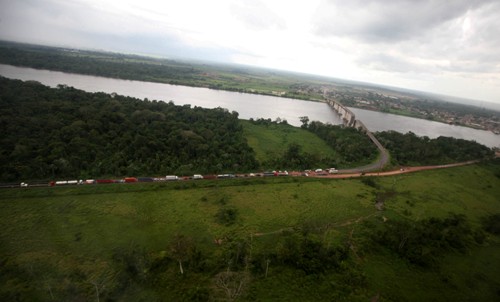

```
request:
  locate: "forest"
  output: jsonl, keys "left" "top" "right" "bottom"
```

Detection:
{"left": 375, "top": 131, "right": 494, "bottom": 166}
{"left": 303, "top": 120, "right": 378, "bottom": 165}
{"left": 0, "top": 42, "right": 208, "bottom": 86}
{"left": 0, "top": 76, "right": 494, "bottom": 182}
{"left": 246, "top": 118, "right": 378, "bottom": 170}
{"left": 0, "top": 77, "right": 258, "bottom": 181}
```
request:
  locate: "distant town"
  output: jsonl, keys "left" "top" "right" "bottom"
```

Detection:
{"left": 275, "top": 81, "right": 500, "bottom": 134}
{"left": 317, "top": 86, "right": 500, "bottom": 135}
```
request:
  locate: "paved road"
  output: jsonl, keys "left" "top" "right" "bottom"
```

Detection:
{"left": 337, "top": 131, "right": 390, "bottom": 174}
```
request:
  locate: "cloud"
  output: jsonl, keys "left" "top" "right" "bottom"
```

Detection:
{"left": 0, "top": 0, "right": 240, "bottom": 61}
{"left": 0, "top": 0, "right": 499, "bottom": 102}
{"left": 229, "top": 0, "right": 286, "bottom": 31}
{"left": 313, "top": 0, "right": 495, "bottom": 43}
{"left": 357, "top": 53, "right": 428, "bottom": 73}
{"left": 310, "top": 0, "right": 500, "bottom": 78}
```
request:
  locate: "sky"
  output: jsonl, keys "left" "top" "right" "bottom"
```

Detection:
{"left": 1, "top": 0, "right": 499, "bottom": 104}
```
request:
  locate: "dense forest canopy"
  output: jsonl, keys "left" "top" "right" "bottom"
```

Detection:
{"left": 375, "top": 131, "right": 494, "bottom": 166}
{"left": 0, "top": 76, "right": 494, "bottom": 182}
{"left": 304, "top": 120, "right": 378, "bottom": 165}
{"left": 0, "top": 77, "right": 258, "bottom": 181}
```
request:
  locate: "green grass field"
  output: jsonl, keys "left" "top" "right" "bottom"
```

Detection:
{"left": 241, "top": 120, "right": 338, "bottom": 165}
{"left": 1, "top": 161, "right": 499, "bottom": 301}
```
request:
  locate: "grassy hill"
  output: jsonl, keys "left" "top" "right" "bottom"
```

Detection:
{"left": 241, "top": 120, "right": 338, "bottom": 166}
{"left": 1, "top": 160, "right": 499, "bottom": 301}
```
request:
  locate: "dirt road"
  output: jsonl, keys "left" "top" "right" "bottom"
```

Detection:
{"left": 293, "top": 160, "right": 479, "bottom": 179}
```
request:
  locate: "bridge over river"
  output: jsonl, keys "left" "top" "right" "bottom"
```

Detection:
{"left": 327, "top": 100, "right": 390, "bottom": 173}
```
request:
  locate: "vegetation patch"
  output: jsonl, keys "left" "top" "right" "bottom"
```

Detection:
{"left": 0, "top": 77, "right": 258, "bottom": 181}
{"left": 302, "top": 120, "right": 379, "bottom": 167}
{"left": 1, "top": 162, "right": 499, "bottom": 301}
{"left": 242, "top": 118, "right": 338, "bottom": 169}
{"left": 375, "top": 131, "right": 493, "bottom": 166}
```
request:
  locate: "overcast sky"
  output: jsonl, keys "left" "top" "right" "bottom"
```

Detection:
{"left": 1, "top": 0, "right": 499, "bottom": 104}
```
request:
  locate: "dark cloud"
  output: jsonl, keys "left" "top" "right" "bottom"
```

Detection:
{"left": 314, "top": 0, "right": 495, "bottom": 43}
{"left": 314, "top": 0, "right": 500, "bottom": 76}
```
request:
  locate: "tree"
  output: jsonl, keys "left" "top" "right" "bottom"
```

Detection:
{"left": 214, "top": 271, "right": 250, "bottom": 302}
{"left": 216, "top": 207, "right": 238, "bottom": 226}
{"left": 169, "top": 234, "right": 193, "bottom": 274}
{"left": 299, "top": 116, "right": 309, "bottom": 128}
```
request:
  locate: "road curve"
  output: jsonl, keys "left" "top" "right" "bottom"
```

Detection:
{"left": 338, "top": 131, "right": 390, "bottom": 174}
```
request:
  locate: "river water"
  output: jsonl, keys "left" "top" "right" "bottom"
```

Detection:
{"left": 0, "top": 64, "right": 342, "bottom": 126}
{"left": 1, "top": 64, "right": 498, "bottom": 148}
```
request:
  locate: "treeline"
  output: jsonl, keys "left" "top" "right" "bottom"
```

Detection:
{"left": 0, "top": 42, "right": 318, "bottom": 101}
{"left": 0, "top": 77, "right": 258, "bottom": 181}
{"left": 0, "top": 42, "right": 209, "bottom": 86}
{"left": 248, "top": 118, "right": 337, "bottom": 170}
{"left": 303, "top": 120, "right": 378, "bottom": 166}
{"left": 375, "top": 131, "right": 493, "bottom": 165}
{"left": 264, "top": 142, "right": 331, "bottom": 170}
{"left": 248, "top": 118, "right": 377, "bottom": 169}
{"left": 370, "top": 213, "right": 485, "bottom": 267}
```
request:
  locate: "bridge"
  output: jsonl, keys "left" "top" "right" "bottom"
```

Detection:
{"left": 327, "top": 99, "right": 390, "bottom": 173}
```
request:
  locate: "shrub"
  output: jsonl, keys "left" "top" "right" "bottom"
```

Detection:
{"left": 215, "top": 207, "right": 238, "bottom": 226}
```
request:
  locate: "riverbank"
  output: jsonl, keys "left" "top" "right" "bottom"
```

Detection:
{"left": 346, "top": 104, "right": 500, "bottom": 135}
{"left": 1, "top": 62, "right": 498, "bottom": 148}
{"left": 2, "top": 41, "right": 498, "bottom": 137}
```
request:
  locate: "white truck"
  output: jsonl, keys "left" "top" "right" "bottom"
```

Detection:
{"left": 328, "top": 168, "right": 338, "bottom": 174}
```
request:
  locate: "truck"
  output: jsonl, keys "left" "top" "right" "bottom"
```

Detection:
{"left": 328, "top": 168, "right": 338, "bottom": 174}
{"left": 124, "top": 177, "right": 138, "bottom": 183}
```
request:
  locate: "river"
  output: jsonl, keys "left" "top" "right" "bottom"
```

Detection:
{"left": 0, "top": 64, "right": 498, "bottom": 148}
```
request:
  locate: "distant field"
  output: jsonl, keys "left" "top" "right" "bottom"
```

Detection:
{"left": 0, "top": 41, "right": 329, "bottom": 101}
{"left": 1, "top": 160, "right": 499, "bottom": 301}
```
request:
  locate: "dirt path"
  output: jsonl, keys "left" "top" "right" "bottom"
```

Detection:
{"left": 251, "top": 159, "right": 482, "bottom": 245}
